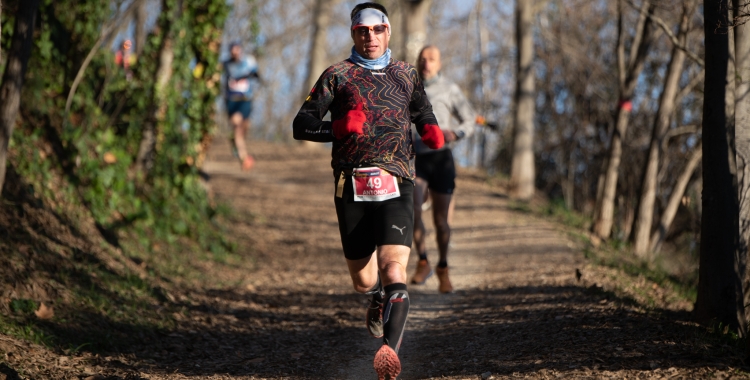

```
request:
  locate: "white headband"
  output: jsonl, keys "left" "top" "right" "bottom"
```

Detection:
{"left": 352, "top": 8, "right": 390, "bottom": 29}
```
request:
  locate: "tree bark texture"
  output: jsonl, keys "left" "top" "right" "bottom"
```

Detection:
{"left": 592, "top": 0, "right": 655, "bottom": 239}
{"left": 402, "top": 0, "right": 431, "bottom": 66}
{"left": 733, "top": 0, "right": 750, "bottom": 337}
{"left": 631, "top": 3, "right": 692, "bottom": 258}
{"left": 509, "top": 0, "right": 535, "bottom": 200}
{"left": 694, "top": 0, "right": 744, "bottom": 334}
{"left": 0, "top": 0, "right": 40, "bottom": 194}
{"left": 650, "top": 143, "right": 701, "bottom": 253}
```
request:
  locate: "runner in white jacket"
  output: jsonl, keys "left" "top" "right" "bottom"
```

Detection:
{"left": 410, "top": 45, "right": 477, "bottom": 293}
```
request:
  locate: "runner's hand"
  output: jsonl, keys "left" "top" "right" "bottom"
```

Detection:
{"left": 333, "top": 103, "right": 366, "bottom": 139}
{"left": 420, "top": 124, "right": 445, "bottom": 149}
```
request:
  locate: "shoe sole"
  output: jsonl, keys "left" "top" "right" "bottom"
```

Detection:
{"left": 373, "top": 345, "right": 401, "bottom": 380}
{"left": 410, "top": 270, "right": 434, "bottom": 285}
{"left": 366, "top": 313, "right": 383, "bottom": 339}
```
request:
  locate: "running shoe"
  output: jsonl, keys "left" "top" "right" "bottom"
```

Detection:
{"left": 436, "top": 266, "right": 453, "bottom": 293}
{"left": 366, "top": 297, "right": 384, "bottom": 338}
{"left": 373, "top": 344, "right": 401, "bottom": 380}
{"left": 410, "top": 259, "right": 433, "bottom": 284}
{"left": 421, "top": 198, "right": 432, "bottom": 211}
{"left": 241, "top": 155, "right": 255, "bottom": 171}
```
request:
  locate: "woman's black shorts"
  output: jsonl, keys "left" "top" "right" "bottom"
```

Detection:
{"left": 334, "top": 174, "right": 414, "bottom": 261}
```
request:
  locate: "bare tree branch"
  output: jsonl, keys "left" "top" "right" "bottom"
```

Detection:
{"left": 661, "top": 124, "right": 700, "bottom": 151}
{"left": 674, "top": 68, "right": 705, "bottom": 106}
{"left": 625, "top": 0, "right": 705, "bottom": 67}
{"left": 65, "top": 0, "right": 144, "bottom": 114}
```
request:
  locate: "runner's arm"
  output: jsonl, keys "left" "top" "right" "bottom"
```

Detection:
{"left": 293, "top": 71, "right": 335, "bottom": 142}
{"left": 450, "top": 83, "right": 477, "bottom": 140}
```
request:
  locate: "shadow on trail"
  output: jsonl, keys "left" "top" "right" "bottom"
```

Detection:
{"left": 96, "top": 287, "right": 374, "bottom": 378}
{"left": 402, "top": 284, "right": 738, "bottom": 378}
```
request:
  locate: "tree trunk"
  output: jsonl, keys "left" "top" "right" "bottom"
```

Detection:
{"left": 631, "top": 3, "right": 692, "bottom": 258}
{"left": 304, "top": 0, "right": 338, "bottom": 94}
{"left": 733, "top": 0, "right": 750, "bottom": 339}
{"left": 0, "top": 0, "right": 39, "bottom": 194}
{"left": 509, "top": 0, "right": 535, "bottom": 200}
{"left": 300, "top": 0, "right": 339, "bottom": 147}
{"left": 650, "top": 142, "right": 702, "bottom": 253}
{"left": 694, "top": 0, "right": 744, "bottom": 335}
{"left": 136, "top": 0, "right": 176, "bottom": 176}
{"left": 1, "top": 0, "right": 3, "bottom": 64}
{"left": 477, "top": 0, "right": 489, "bottom": 169}
{"left": 592, "top": 0, "right": 655, "bottom": 239}
{"left": 134, "top": 0, "right": 148, "bottom": 56}
{"left": 402, "top": 0, "right": 431, "bottom": 65}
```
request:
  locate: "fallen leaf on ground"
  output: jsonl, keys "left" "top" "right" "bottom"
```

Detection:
{"left": 34, "top": 303, "right": 54, "bottom": 320}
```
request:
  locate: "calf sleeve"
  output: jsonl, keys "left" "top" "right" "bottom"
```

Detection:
{"left": 382, "top": 283, "right": 410, "bottom": 353}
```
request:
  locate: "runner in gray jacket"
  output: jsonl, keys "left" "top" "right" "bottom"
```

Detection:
{"left": 410, "top": 45, "right": 477, "bottom": 293}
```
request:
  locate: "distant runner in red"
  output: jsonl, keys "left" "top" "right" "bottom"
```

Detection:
{"left": 292, "top": 2, "right": 444, "bottom": 378}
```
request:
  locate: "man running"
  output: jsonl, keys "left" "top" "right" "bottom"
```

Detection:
{"left": 222, "top": 41, "right": 260, "bottom": 171}
{"left": 293, "top": 3, "right": 444, "bottom": 379}
{"left": 410, "top": 45, "right": 477, "bottom": 293}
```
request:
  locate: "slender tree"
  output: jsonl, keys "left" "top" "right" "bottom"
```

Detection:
{"left": 694, "top": 0, "right": 745, "bottom": 335}
{"left": 136, "top": 0, "right": 177, "bottom": 176}
{"left": 632, "top": 1, "right": 694, "bottom": 257}
{"left": 134, "top": 0, "right": 148, "bottom": 56}
{"left": 303, "top": 0, "right": 339, "bottom": 95}
{"left": 649, "top": 143, "right": 702, "bottom": 253}
{"left": 592, "top": 0, "right": 655, "bottom": 239}
{"left": 509, "top": 0, "right": 535, "bottom": 200}
{"left": 299, "top": 0, "right": 339, "bottom": 147}
{"left": 402, "top": 0, "right": 432, "bottom": 65}
{"left": 0, "top": 0, "right": 40, "bottom": 194}
{"left": 733, "top": 0, "right": 750, "bottom": 330}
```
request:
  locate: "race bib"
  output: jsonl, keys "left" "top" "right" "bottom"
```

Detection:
{"left": 352, "top": 167, "right": 400, "bottom": 202}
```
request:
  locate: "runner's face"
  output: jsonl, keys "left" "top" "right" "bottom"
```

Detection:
{"left": 418, "top": 48, "right": 441, "bottom": 80}
{"left": 352, "top": 23, "right": 390, "bottom": 60}
{"left": 231, "top": 45, "right": 242, "bottom": 60}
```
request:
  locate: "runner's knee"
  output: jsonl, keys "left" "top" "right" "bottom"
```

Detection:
{"left": 353, "top": 282, "right": 375, "bottom": 294}
{"left": 434, "top": 218, "right": 450, "bottom": 235}
{"left": 380, "top": 261, "right": 407, "bottom": 284}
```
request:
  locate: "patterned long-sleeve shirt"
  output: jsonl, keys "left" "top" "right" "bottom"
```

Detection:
{"left": 293, "top": 59, "right": 439, "bottom": 180}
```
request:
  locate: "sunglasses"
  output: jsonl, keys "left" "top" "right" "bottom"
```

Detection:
{"left": 352, "top": 24, "right": 389, "bottom": 37}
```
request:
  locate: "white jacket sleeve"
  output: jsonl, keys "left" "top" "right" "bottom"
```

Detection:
{"left": 450, "top": 83, "right": 477, "bottom": 140}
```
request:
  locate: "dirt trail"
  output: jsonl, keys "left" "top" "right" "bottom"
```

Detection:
{"left": 2, "top": 138, "right": 744, "bottom": 379}
{"left": 198, "top": 139, "right": 744, "bottom": 379}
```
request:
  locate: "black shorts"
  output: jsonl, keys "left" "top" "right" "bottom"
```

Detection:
{"left": 226, "top": 100, "right": 252, "bottom": 119}
{"left": 415, "top": 149, "right": 456, "bottom": 194}
{"left": 334, "top": 174, "right": 414, "bottom": 260}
